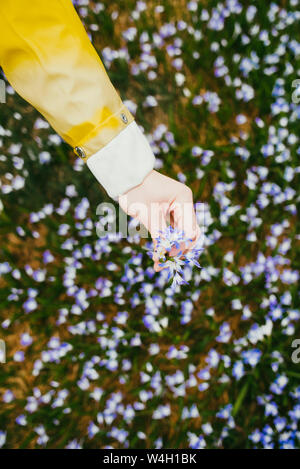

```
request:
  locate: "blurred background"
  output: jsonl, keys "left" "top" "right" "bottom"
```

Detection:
{"left": 0, "top": 0, "right": 299, "bottom": 449}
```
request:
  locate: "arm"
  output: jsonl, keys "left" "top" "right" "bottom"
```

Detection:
{"left": 0, "top": 0, "right": 200, "bottom": 267}
{"left": 0, "top": 0, "right": 154, "bottom": 200}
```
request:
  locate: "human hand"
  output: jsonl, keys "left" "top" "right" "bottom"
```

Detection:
{"left": 118, "top": 170, "right": 201, "bottom": 271}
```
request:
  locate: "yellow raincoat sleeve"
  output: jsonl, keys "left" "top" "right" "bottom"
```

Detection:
{"left": 0, "top": 0, "right": 155, "bottom": 200}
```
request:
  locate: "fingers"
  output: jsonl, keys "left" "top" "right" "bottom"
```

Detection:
{"left": 169, "top": 187, "right": 200, "bottom": 254}
{"left": 119, "top": 196, "right": 168, "bottom": 271}
{"left": 128, "top": 202, "right": 168, "bottom": 272}
{"left": 149, "top": 203, "right": 168, "bottom": 244}
{"left": 184, "top": 223, "right": 202, "bottom": 253}
{"left": 118, "top": 180, "right": 201, "bottom": 273}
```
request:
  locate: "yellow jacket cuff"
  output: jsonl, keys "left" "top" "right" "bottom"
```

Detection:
{"left": 86, "top": 121, "right": 155, "bottom": 201}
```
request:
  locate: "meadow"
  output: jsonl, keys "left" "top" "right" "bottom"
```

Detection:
{"left": 0, "top": 0, "right": 299, "bottom": 449}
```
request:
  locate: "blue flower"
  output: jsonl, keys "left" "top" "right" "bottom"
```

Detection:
{"left": 145, "top": 225, "right": 203, "bottom": 290}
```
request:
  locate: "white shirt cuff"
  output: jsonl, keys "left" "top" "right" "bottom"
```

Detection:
{"left": 86, "top": 120, "right": 155, "bottom": 201}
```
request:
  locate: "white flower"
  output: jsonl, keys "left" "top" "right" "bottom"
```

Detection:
{"left": 175, "top": 73, "right": 186, "bottom": 86}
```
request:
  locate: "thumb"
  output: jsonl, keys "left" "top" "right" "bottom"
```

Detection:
{"left": 170, "top": 198, "right": 199, "bottom": 251}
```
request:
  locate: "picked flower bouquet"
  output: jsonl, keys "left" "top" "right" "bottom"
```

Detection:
{"left": 146, "top": 225, "right": 204, "bottom": 290}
